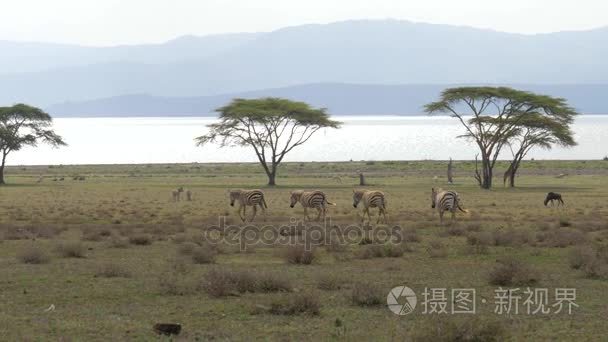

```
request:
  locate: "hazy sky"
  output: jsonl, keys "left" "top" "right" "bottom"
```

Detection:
{"left": 1, "top": 0, "right": 606, "bottom": 45}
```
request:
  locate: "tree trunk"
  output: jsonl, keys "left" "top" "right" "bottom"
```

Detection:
{"left": 447, "top": 158, "right": 454, "bottom": 184}
{"left": 359, "top": 173, "right": 366, "bottom": 186}
{"left": 480, "top": 155, "right": 492, "bottom": 189}
{"left": 508, "top": 170, "right": 516, "bottom": 187}
{"left": 267, "top": 172, "right": 276, "bottom": 186}
{"left": 0, "top": 152, "right": 6, "bottom": 185}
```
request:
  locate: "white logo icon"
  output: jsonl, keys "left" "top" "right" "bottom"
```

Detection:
{"left": 387, "top": 286, "right": 417, "bottom": 315}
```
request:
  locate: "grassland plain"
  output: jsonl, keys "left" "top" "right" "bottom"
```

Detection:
{"left": 0, "top": 160, "right": 607, "bottom": 341}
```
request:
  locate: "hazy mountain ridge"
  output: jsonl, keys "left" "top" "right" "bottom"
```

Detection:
{"left": 2, "top": 20, "right": 608, "bottom": 106}
{"left": 46, "top": 83, "right": 608, "bottom": 117}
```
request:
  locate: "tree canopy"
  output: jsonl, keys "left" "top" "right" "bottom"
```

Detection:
{"left": 196, "top": 97, "right": 341, "bottom": 185}
{"left": 425, "top": 87, "right": 577, "bottom": 189}
{"left": 0, "top": 104, "right": 66, "bottom": 184}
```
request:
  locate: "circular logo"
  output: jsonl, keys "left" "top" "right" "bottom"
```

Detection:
{"left": 387, "top": 286, "right": 417, "bottom": 315}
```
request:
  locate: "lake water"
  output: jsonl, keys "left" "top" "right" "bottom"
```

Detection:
{"left": 9, "top": 115, "right": 608, "bottom": 165}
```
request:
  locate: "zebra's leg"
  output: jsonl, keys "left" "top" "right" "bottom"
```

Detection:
{"left": 451, "top": 210, "right": 456, "bottom": 224}
{"left": 365, "top": 207, "right": 372, "bottom": 224}
{"left": 439, "top": 210, "right": 444, "bottom": 224}
{"left": 240, "top": 205, "right": 247, "bottom": 222}
{"left": 315, "top": 207, "right": 322, "bottom": 222}
{"left": 250, "top": 205, "right": 257, "bottom": 222}
{"left": 261, "top": 203, "right": 267, "bottom": 221}
{"left": 304, "top": 207, "right": 310, "bottom": 222}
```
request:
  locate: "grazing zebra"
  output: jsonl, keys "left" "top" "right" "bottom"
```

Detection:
{"left": 431, "top": 188, "right": 468, "bottom": 224}
{"left": 229, "top": 189, "right": 268, "bottom": 222}
{"left": 172, "top": 187, "right": 184, "bottom": 202}
{"left": 352, "top": 189, "right": 388, "bottom": 224}
{"left": 289, "top": 190, "right": 336, "bottom": 221}
{"left": 544, "top": 192, "right": 564, "bottom": 207}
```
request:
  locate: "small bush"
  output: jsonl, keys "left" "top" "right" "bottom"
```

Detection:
{"left": 17, "top": 246, "right": 50, "bottom": 264}
{"left": 191, "top": 247, "right": 217, "bottom": 264}
{"left": 95, "top": 263, "right": 131, "bottom": 278}
{"left": 284, "top": 245, "right": 316, "bottom": 265}
{"left": 256, "top": 272, "right": 292, "bottom": 293}
{"left": 317, "top": 274, "right": 344, "bottom": 291}
{"left": 569, "top": 245, "right": 596, "bottom": 270}
{"left": 201, "top": 269, "right": 292, "bottom": 297}
{"left": 269, "top": 292, "right": 321, "bottom": 316}
{"left": 108, "top": 236, "right": 129, "bottom": 248}
{"left": 129, "top": 234, "right": 152, "bottom": 246}
{"left": 570, "top": 244, "right": 608, "bottom": 279}
{"left": 488, "top": 257, "right": 539, "bottom": 286}
{"left": 402, "top": 227, "right": 421, "bottom": 243}
{"left": 427, "top": 240, "right": 448, "bottom": 258}
{"left": 56, "top": 241, "right": 86, "bottom": 258}
{"left": 350, "top": 282, "right": 384, "bottom": 306}
{"left": 412, "top": 317, "right": 507, "bottom": 342}
{"left": 158, "top": 259, "right": 196, "bottom": 295}
{"left": 559, "top": 218, "right": 572, "bottom": 227}
{"left": 177, "top": 242, "right": 198, "bottom": 255}
{"left": 539, "top": 228, "right": 586, "bottom": 248}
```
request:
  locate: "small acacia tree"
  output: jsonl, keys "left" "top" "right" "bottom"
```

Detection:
{"left": 503, "top": 113, "right": 576, "bottom": 187}
{"left": 425, "top": 87, "right": 577, "bottom": 189}
{"left": 0, "top": 104, "right": 66, "bottom": 185}
{"left": 196, "top": 98, "right": 341, "bottom": 185}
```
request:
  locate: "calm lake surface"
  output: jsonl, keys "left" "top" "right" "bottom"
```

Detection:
{"left": 10, "top": 115, "right": 608, "bottom": 165}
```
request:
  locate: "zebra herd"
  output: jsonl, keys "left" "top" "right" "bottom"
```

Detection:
{"left": 227, "top": 187, "right": 467, "bottom": 224}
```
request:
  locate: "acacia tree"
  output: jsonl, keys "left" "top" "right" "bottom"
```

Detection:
{"left": 0, "top": 104, "right": 66, "bottom": 185}
{"left": 503, "top": 113, "right": 576, "bottom": 187}
{"left": 196, "top": 98, "right": 341, "bottom": 186}
{"left": 425, "top": 87, "right": 577, "bottom": 189}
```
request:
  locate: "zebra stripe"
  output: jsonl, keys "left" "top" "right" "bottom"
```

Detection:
{"left": 290, "top": 190, "right": 335, "bottom": 221}
{"left": 229, "top": 189, "right": 267, "bottom": 222}
{"left": 431, "top": 187, "right": 467, "bottom": 223}
{"left": 353, "top": 189, "right": 388, "bottom": 224}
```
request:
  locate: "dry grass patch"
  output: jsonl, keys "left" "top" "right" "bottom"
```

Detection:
{"left": 488, "top": 257, "right": 540, "bottom": 286}
{"left": 412, "top": 316, "right": 507, "bottom": 342}
{"left": 268, "top": 292, "right": 321, "bottom": 316}
{"left": 350, "top": 282, "right": 384, "bottom": 307}
{"left": 56, "top": 241, "right": 87, "bottom": 258}
{"left": 17, "top": 245, "right": 51, "bottom": 264}
{"left": 284, "top": 245, "right": 317, "bottom": 265}
{"left": 201, "top": 268, "right": 292, "bottom": 297}
{"left": 128, "top": 234, "right": 152, "bottom": 246}
{"left": 95, "top": 262, "right": 131, "bottom": 278}
{"left": 317, "top": 274, "right": 346, "bottom": 291}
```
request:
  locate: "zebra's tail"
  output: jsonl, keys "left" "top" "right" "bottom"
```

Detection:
{"left": 262, "top": 196, "right": 268, "bottom": 209}
{"left": 457, "top": 202, "right": 468, "bottom": 213}
{"left": 326, "top": 200, "right": 337, "bottom": 206}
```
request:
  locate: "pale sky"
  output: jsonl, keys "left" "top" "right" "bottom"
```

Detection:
{"left": 0, "top": 0, "right": 606, "bottom": 46}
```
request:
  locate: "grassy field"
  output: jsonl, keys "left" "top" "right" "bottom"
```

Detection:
{"left": 1, "top": 160, "right": 607, "bottom": 341}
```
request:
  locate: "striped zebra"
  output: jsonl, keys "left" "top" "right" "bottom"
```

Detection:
{"left": 431, "top": 187, "right": 468, "bottom": 224}
{"left": 229, "top": 189, "right": 268, "bottom": 222}
{"left": 352, "top": 189, "right": 388, "bottom": 224}
{"left": 289, "top": 190, "right": 336, "bottom": 221}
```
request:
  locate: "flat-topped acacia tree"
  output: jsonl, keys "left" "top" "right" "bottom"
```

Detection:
{"left": 196, "top": 98, "right": 341, "bottom": 186}
{"left": 0, "top": 104, "right": 66, "bottom": 185}
{"left": 425, "top": 87, "right": 577, "bottom": 189}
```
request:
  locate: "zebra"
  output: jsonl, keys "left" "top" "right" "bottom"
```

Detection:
{"left": 544, "top": 192, "right": 564, "bottom": 207}
{"left": 289, "top": 190, "right": 336, "bottom": 221}
{"left": 172, "top": 187, "right": 184, "bottom": 202}
{"left": 431, "top": 188, "right": 468, "bottom": 224}
{"left": 185, "top": 189, "right": 192, "bottom": 201}
{"left": 352, "top": 189, "right": 388, "bottom": 224}
{"left": 229, "top": 189, "right": 268, "bottom": 222}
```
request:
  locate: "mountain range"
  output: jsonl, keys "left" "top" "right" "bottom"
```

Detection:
{"left": 1, "top": 19, "right": 608, "bottom": 114}
{"left": 46, "top": 83, "right": 608, "bottom": 116}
